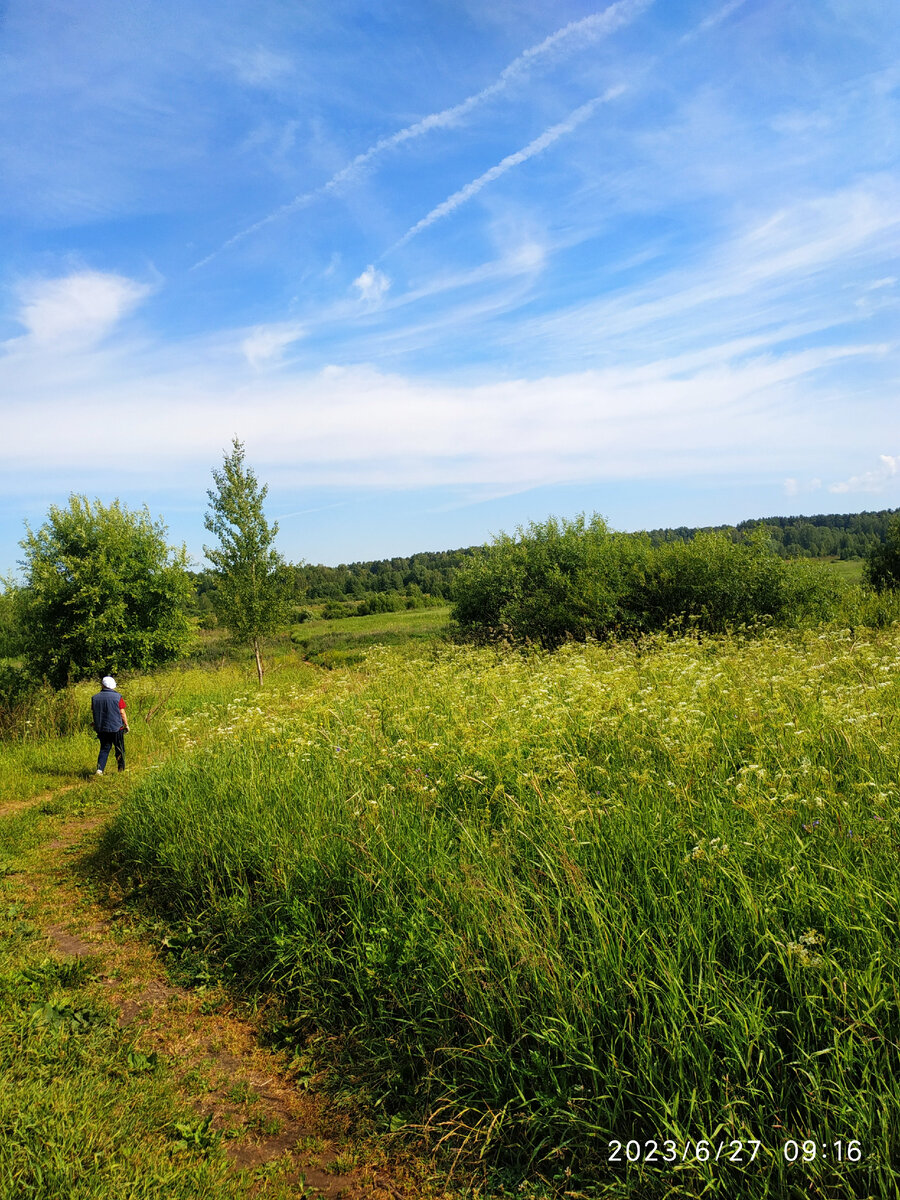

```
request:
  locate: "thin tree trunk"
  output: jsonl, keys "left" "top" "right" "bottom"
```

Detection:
{"left": 253, "top": 636, "right": 264, "bottom": 687}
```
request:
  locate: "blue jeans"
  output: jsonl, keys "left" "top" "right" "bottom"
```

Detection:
{"left": 97, "top": 730, "right": 125, "bottom": 772}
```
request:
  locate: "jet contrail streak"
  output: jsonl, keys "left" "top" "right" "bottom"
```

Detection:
{"left": 192, "top": 0, "right": 652, "bottom": 268}
{"left": 387, "top": 88, "right": 625, "bottom": 254}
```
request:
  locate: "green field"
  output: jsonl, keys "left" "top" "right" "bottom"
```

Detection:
{"left": 820, "top": 557, "right": 865, "bottom": 584}
{"left": 4, "top": 604, "right": 900, "bottom": 1197}
{"left": 289, "top": 604, "right": 451, "bottom": 667}
{"left": 95, "top": 620, "right": 900, "bottom": 1198}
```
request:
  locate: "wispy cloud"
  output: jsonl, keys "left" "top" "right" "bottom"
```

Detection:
{"left": 4, "top": 271, "right": 151, "bottom": 350}
{"left": 829, "top": 455, "right": 900, "bottom": 494}
{"left": 227, "top": 47, "right": 293, "bottom": 87}
{"left": 686, "top": 0, "right": 748, "bottom": 40}
{"left": 0, "top": 338, "right": 880, "bottom": 491}
{"left": 783, "top": 476, "right": 822, "bottom": 497}
{"left": 241, "top": 322, "right": 305, "bottom": 367}
{"left": 387, "top": 89, "right": 624, "bottom": 253}
{"left": 353, "top": 265, "right": 391, "bottom": 305}
{"left": 508, "top": 177, "right": 900, "bottom": 368}
{"left": 277, "top": 501, "right": 348, "bottom": 520}
{"left": 193, "top": 0, "right": 650, "bottom": 266}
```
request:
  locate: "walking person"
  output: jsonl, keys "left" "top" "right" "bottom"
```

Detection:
{"left": 91, "top": 675, "right": 129, "bottom": 774}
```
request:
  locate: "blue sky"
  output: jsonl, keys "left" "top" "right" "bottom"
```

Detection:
{"left": 2, "top": 0, "right": 899, "bottom": 572}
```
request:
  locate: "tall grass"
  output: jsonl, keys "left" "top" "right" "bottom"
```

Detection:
{"left": 107, "top": 631, "right": 900, "bottom": 1196}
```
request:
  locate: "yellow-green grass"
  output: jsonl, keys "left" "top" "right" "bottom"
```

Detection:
{"left": 820, "top": 557, "right": 865, "bottom": 584}
{"left": 291, "top": 605, "right": 451, "bottom": 667}
{"left": 0, "top": 659, "right": 340, "bottom": 1200}
{"left": 106, "top": 627, "right": 900, "bottom": 1197}
{"left": 0, "top": 661, "right": 327, "bottom": 803}
{"left": 299, "top": 605, "right": 451, "bottom": 639}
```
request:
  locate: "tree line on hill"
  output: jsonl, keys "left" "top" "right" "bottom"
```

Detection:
{"left": 649, "top": 508, "right": 897, "bottom": 559}
{"left": 3, "top": 456, "right": 900, "bottom": 700}
{"left": 188, "top": 506, "right": 899, "bottom": 621}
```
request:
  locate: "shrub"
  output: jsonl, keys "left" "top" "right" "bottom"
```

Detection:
{"left": 635, "top": 531, "right": 842, "bottom": 633}
{"left": 321, "top": 601, "right": 355, "bottom": 620}
{"left": 452, "top": 514, "right": 649, "bottom": 646}
{"left": 453, "top": 517, "right": 842, "bottom": 646}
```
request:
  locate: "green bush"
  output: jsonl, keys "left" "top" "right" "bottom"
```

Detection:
{"left": 0, "top": 584, "right": 23, "bottom": 660}
{"left": 865, "top": 514, "right": 900, "bottom": 592}
{"left": 18, "top": 496, "right": 192, "bottom": 687}
{"left": 357, "top": 592, "right": 406, "bottom": 616}
{"left": 452, "top": 515, "right": 843, "bottom": 646}
{"left": 836, "top": 585, "right": 900, "bottom": 629}
{"left": 452, "top": 514, "right": 648, "bottom": 646}
{"left": 321, "top": 601, "right": 355, "bottom": 620}
{"left": 634, "top": 531, "right": 842, "bottom": 633}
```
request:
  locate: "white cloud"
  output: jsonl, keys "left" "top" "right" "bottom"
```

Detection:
{"left": 241, "top": 323, "right": 305, "bottom": 367}
{"left": 829, "top": 455, "right": 900, "bottom": 494}
{"left": 353, "top": 266, "right": 391, "bottom": 305}
{"left": 688, "top": 0, "right": 748, "bottom": 39}
{"left": 9, "top": 271, "right": 151, "bottom": 348}
{"left": 512, "top": 178, "right": 900, "bottom": 366}
{"left": 0, "top": 343, "right": 882, "bottom": 492}
{"left": 783, "top": 476, "right": 822, "bottom": 497}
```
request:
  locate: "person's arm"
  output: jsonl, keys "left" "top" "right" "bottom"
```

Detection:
{"left": 119, "top": 697, "right": 130, "bottom": 732}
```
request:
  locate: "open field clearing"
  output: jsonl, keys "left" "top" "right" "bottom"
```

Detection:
{"left": 100, "top": 626, "right": 900, "bottom": 1198}
{"left": 290, "top": 606, "right": 452, "bottom": 669}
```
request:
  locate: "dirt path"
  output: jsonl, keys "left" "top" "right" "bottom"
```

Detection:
{"left": 0, "top": 780, "right": 82, "bottom": 820}
{"left": 9, "top": 788, "right": 434, "bottom": 1199}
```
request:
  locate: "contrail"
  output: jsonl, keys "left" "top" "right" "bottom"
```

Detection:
{"left": 386, "top": 88, "right": 625, "bottom": 254}
{"left": 692, "top": 0, "right": 748, "bottom": 36}
{"left": 192, "top": 0, "right": 652, "bottom": 268}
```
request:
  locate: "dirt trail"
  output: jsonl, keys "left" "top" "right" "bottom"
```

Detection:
{"left": 0, "top": 781, "right": 82, "bottom": 820}
{"left": 8, "top": 787, "right": 425, "bottom": 1200}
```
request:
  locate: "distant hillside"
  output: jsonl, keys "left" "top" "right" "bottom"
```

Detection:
{"left": 188, "top": 509, "right": 899, "bottom": 611}
{"left": 648, "top": 508, "right": 898, "bottom": 560}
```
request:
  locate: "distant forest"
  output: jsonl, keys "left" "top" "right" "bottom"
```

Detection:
{"left": 648, "top": 508, "right": 897, "bottom": 560}
{"left": 189, "top": 508, "right": 898, "bottom": 615}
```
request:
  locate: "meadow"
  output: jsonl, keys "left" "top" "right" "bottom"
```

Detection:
{"left": 97, "top": 617, "right": 900, "bottom": 1198}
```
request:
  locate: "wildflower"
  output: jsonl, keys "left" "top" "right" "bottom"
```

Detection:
{"left": 785, "top": 940, "right": 824, "bottom": 969}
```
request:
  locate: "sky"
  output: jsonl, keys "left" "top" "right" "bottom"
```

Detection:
{"left": 2, "top": 0, "right": 899, "bottom": 573}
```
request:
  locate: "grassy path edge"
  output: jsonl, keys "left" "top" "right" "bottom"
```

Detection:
{"left": 0, "top": 767, "right": 457, "bottom": 1199}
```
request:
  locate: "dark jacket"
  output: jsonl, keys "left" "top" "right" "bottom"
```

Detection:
{"left": 91, "top": 690, "right": 125, "bottom": 734}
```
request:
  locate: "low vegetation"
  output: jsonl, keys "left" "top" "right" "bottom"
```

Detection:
{"left": 103, "top": 624, "right": 900, "bottom": 1196}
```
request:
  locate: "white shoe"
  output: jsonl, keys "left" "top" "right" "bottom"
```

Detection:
{"left": 96, "top": 769, "right": 103, "bottom": 775}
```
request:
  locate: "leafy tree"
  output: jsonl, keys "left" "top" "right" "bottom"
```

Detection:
{"left": 0, "top": 575, "right": 24, "bottom": 660}
{"left": 17, "top": 496, "right": 192, "bottom": 687}
{"left": 204, "top": 438, "right": 291, "bottom": 685}
{"left": 452, "top": 514, "right": 649, "bottom": 647}
{"left": 864, "top": 515, "right": 900, "bottom": 592}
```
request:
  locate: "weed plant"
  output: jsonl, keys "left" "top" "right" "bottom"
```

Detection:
{"left": 105, "top": 630, "right": 900, "bottom": 1196}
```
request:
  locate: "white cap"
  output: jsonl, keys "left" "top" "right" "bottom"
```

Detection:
{"left": 101, "top": 676, "right": 116, "bottom": 690}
